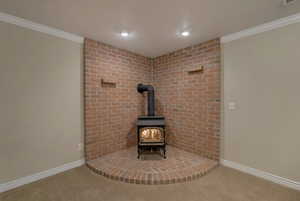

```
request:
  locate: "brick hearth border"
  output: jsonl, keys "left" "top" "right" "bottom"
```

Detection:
{"left": 86, "top": 146, "right": 218, "bottom": 185}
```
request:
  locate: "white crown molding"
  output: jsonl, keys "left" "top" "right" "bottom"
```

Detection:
{"left": 0, "top": 12, "right": 84, "bottom": 43}
{"left": 220, "top": 159, "right": 300, "bottom": 191}
{"left": 221, "top": 12, "right": 300, "bottom": 43}
{"left": 0, "top": 159, "right": 85, "bottom": 193}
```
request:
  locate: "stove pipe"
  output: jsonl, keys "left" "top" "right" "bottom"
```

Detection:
{"left": 137, "top": 84, "right": 155, "bottom": 116}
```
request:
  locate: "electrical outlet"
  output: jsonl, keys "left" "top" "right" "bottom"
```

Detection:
{"left": 77, "top": 143, "right": 83, "bottom": 151}
{"left": 228, "top": 101, "right": 237, "bottom": 110}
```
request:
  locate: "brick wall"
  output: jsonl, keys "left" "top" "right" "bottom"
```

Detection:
{"left": 84, "top": 38, "right": 220, "bottom": 161}
{"left": 84, "top": 38, "right": 152, "bottom": 161}
{"left": 153, "top": 39, "right": 221, "bottom": 160}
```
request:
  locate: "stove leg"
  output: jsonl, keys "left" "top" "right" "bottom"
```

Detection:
{"left": 163, "top": 146, "right": 166, "bottom": 159}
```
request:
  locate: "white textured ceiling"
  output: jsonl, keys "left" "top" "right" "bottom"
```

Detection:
{"left": 0, "top": 0, "right": 300, "bottom": 57}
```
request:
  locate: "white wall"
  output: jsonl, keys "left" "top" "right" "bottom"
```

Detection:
{"left": 0, "top": 21, "right": 83, "bottom": 183}
{"left": 222, "top": 22, "right": 300, "bottom": 182}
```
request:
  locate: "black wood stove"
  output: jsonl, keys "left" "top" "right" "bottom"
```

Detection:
{"left": 136, "top": 84, "right": 166, "bottom": 159}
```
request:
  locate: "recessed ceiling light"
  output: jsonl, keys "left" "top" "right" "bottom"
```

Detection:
{"left": 181, "top": 31, "right": 190, "bottom": 36}
{"left": 121, "top": 32, "right": 129, "bottom": 37}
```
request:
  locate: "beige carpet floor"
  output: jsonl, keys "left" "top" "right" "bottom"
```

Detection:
{"left": 0, "top": 165, "right": 299, "bottom": 201}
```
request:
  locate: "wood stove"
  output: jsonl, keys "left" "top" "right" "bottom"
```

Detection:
{"left": 136, "top": 84, "right": 166, "bottom": 159}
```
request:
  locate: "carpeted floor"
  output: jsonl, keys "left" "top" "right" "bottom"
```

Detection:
{"left": 0, "top": 165, "right": 299, "bottom": 201}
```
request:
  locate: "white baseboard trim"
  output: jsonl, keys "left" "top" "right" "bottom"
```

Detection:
{"left": 0, "top": 159, "right": 85, "bottom": 193}
{"left": 220, "top": 159, "right": 300, "bottom": 191}
{"left": 0, "top": 12, "right": 84, "bottom": 43}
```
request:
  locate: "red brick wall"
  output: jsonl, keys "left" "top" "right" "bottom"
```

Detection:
{"left": 84, "top": 38, "right": 220, "bottom": 161}
{"left": 84, "top": 38, "right": 152, "bottom": 161}
{"left": 153, "top": 39, "right": 221, "bottom": 160}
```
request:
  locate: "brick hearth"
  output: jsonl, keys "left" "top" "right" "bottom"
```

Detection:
{"left": 87, "top": 146, "right": 218, "bottom": 185}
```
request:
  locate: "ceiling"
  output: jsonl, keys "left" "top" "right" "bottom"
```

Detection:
{"left": 0, "top": 0, "right": 300, "bottom": 57}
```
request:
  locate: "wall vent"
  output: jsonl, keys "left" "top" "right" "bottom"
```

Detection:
{"left": 282, "top": 0, "right": 297, "bottom": 6}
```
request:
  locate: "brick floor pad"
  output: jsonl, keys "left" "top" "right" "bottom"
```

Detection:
{"left": 87, "top": 146, "right": 218, "bottom": 185}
